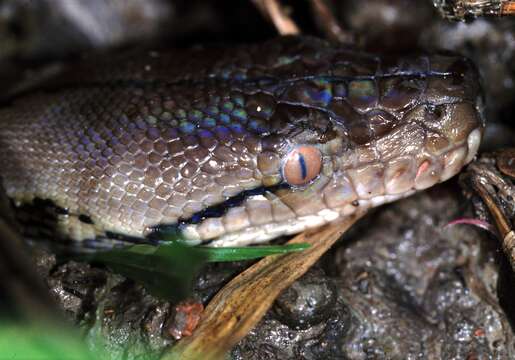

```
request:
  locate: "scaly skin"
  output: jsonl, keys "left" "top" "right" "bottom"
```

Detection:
{"left": 0, "top": 37, "right": 484, "bottom": 249}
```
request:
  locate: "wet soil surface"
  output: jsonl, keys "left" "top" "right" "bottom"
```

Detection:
{"left": 34, "top": 185, "right": 515, "bottom": 359}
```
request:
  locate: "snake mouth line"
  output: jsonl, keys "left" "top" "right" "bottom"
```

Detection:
{"left": 342, "top": 126, "right": 482, "bottom": 211}
{"left": 180, "top": 126, "right": 483, "bottom": 247}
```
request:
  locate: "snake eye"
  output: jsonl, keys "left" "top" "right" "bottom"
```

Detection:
{"left": 282, "top": 146, "right": 322, "bottom": 186}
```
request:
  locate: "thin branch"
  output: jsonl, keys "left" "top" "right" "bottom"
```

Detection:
{"left": 463, "top": 152, "right": 515, "bottom": 273}
{"left": 164, "top": 212, "right": 366, "bottom": 360}
{"left": 309, "top": 0, "right": 354, "bottom": 44}
{"left": 252, "top": 0, "right": 300, "bottom": 35}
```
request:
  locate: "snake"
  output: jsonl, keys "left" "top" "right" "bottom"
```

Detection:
{"left": 0, "top": 36, "right": 484, "bottom": 250}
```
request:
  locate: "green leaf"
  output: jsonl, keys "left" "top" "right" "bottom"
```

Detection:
{"left": 0, "top": 322, "right": 101, "bottom": 360}
{"left": 76, "top": 242, "right": 310, "bottom": 301}
{"left": 79, "top": 241, "right": 208, "bottom": 301}
{"left": 195, "top": 243, "right": 311, "bottom": 262}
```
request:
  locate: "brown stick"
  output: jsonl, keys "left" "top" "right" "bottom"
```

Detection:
{"left": 164, "top": 212, "right": 365, "bottom": 360}
{"left": 251, "top": 0, "right": 300, "bottom": 35}
{"left": 470, "top": 176, "right": 515, "bottom": 272}
{"left": 309, "top": 0, "right": 354, "bottom": 44}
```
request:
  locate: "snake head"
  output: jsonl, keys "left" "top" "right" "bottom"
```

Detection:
{"left": 174, "top": 48, "right": 484, "bottom": 246}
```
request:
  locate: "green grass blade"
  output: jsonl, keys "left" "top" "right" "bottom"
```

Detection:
{"left": 77, "top": 241, "right": 208, "bottom": 301}
{"left": 0, "top": 322, "right": 101, "bottom": 360}
{"left": 75, "top": 241, "right": 310, "bottom": 301}
{"left": 196, "top": 243, "right": 311, "bottom": 262}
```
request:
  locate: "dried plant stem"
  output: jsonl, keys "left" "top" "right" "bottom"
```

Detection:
{"left": 252, "top": 0, "right": 300, "bottom": 35}
{"left": 470, "top": 176, "right": 515, "bottom": 272}
{"left": 165, "top": 212, "right": 365, "bottom": 360}
{"left": 310, "top": 0, "right": 354, "bottom": 44}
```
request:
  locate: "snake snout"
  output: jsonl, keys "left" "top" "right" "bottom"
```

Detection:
{"left": 426, "top": 55, "right": 484, "bottom": 175}
{"left": 373, "top": 54, "right": 484, "bottom": 196}
{"left": 414, "top": 56, "right": 484, "bottom": 186}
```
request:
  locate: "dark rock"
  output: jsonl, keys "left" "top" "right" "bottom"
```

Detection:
{"left": 232, "top": 297, "right": 351, "bottom": 360}
{"left": 32, "top": 185, "right": 515, "bottom": 359}
{"left": 273, "top": 267, "right": 337, "bottom": 330}
{"left": 85, "top": 279, "right": 172, "bottom": 360}
{"left": 193, "top": 261, "right": 251, "bottom": 303}
{"left": 47, "top": 260, "right": 106, "bottom": 319}
{"left": 31, "top": 247, "right": 56, "bottom": 276}
{"left": 233, "top": 186, "right": 515, "bottom": 359}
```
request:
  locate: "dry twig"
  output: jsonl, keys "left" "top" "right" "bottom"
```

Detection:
{"left": 309, "top": 0, "right": 354, "bottom": 44}
{"left": 165, "top": 212, "right": 365, "bottom": 360}
{"left": 251, "top": 0, "right": 300, "bottom": 35}
{"left": 462, "top": 149, "right": 515, "bottom": 272}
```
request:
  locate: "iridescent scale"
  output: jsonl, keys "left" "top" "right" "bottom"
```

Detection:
{"left": 0, "top": 37, "right": 483, "bottom": 249}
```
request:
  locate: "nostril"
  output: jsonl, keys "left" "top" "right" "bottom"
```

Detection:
{"left": 425, "top": 104, "right": 445, "bottom": 120}
{"left": 433, "top": 106, "right": 443, "bottom": 118}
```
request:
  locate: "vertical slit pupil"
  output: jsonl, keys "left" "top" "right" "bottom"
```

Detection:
{"left": 298, "top": 153, "right": 307, "bottom": 180}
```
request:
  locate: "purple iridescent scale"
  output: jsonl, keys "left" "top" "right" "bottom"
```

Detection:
{"left": 0, "top": 37, "right": 483, "bottom": 248}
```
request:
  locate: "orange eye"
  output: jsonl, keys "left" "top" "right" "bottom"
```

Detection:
{"left": 282, "top": 146, "right": 322, "bottom": 186}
